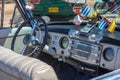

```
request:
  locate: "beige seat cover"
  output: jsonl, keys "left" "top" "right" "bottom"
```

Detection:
{"left": 0, "top": 46, "right": 58, "bottom": 80}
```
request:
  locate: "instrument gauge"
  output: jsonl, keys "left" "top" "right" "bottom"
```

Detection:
{"left": 103, "top": 48, "right": 114, "bottom": 61}
{"left": 60, "top": 37, "right": 69, "bottom": 49}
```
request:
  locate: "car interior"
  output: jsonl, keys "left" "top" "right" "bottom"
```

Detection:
{"left": 0, "top": 0, "right": 120, "bottom": 80}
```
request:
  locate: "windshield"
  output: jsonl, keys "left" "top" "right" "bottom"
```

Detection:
{"left": 31, "top": 0, "right": 87, "bottom": 22}
{"left": 30, "top": 0, "right": 120, "bottom": 22}
{"left": 1, "top": 0, "right": 120, "bottom": 32}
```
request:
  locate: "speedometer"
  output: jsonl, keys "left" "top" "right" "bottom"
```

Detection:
{"left": 60, "top": 37, "right": 69, "bottom": 49}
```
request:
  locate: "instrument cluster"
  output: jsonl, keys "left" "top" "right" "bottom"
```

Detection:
{"left": 41, "top": 31, "right": 71, "bottom": 59}
{"left": 39, "top": 24, "right": 120, "bottom": 75}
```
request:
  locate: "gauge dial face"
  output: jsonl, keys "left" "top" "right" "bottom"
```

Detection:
{"left": 60, "top": 37, "right": 69, "bottom": 49}
{"left": 103, "top": 48, "right": 114, "bottom": 61}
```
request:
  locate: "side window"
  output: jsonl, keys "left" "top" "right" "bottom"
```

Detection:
{"left": 0, "top": 1, "right": 23, "bottom": 28}
{"left": 10, "top": 6, "right": 23, "bottom": 27}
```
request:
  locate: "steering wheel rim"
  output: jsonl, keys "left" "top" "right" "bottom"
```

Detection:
{"left": 11, "top": 17, "right": 48, "bottom": 58}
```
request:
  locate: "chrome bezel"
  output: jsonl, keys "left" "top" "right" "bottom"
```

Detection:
{"left": 103, "top": 48, "right": 114, "bottom": 61}
{"left": 59, "top": 37, "right": 69, "bottom": 49}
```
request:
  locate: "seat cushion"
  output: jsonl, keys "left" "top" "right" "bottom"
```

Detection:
{"left": 0, "top": 46, "right": 58, "bottom": 80}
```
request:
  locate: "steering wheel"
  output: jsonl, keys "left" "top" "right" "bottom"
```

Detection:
{"left": 11, "top": 17, "right": 48, "bottom": 58}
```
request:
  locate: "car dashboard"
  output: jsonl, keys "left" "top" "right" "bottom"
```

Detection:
{"left": 40, "top": 22, "right": 120, "bottom": 75}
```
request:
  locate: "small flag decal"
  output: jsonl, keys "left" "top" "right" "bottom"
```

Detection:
{"left": 110, "top": 4, "right": 120, "bottom": 13}
{"left": 80, "top": 4, "right": 91, "bottom": 17}
{"left": 98, "top": 18, "right": 109, "bottom": 30}
{"left": 107, "top": 20, "right": 116, "bottom": 33}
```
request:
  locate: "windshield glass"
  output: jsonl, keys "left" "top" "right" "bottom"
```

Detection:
{"left": 30, "top": 0, "right": 120, "bottom": 23}
{"left": 1, "top": 0, "right": 120, "bottom": 31}
{"left": 31, "top": 0, "right": 89, "bottom": 22}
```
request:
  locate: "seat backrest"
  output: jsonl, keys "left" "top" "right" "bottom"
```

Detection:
{"left": 0, "top": 46, "right": 58, "bottom": 80}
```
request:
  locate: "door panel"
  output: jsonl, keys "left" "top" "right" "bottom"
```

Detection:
{"left": 0, "top": 27, "right": 32, "bottom": 53}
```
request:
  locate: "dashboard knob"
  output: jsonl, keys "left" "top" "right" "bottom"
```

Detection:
{"left": 94, "top": 53, "right": 99, "bottom": 58}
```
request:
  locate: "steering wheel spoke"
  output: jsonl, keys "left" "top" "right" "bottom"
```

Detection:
{"left": 21, "top": 45, "right": 27, "bottom": 55}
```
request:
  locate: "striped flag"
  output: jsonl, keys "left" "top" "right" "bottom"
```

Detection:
{"left": 98, "top": 18, "right": 109, "bottom": 30}
{"left": 107, "top": 20, "right": 116, "bottom": 33}
{"left": 80, "top": 4, "right": 91, "bottom": 17}
{"left": 110, "top": 4, "right": 120, "bottom": 13}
